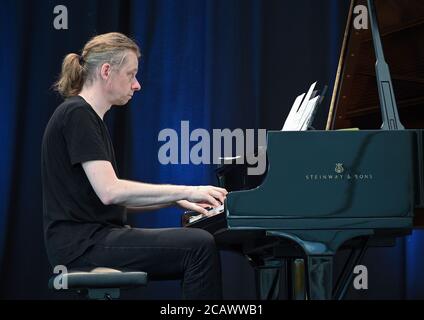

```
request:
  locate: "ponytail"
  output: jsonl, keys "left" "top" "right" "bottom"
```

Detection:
{"left": 54, "top": 53, "right": 86, "bottom": 97}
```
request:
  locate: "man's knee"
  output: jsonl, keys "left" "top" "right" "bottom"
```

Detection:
{"left": 187, "top": 229, "right": 217, "bottom": 254}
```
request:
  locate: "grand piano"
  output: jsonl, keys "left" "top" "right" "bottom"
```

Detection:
{"left": 183, "top": 0, "right": 424, "bottom": 300}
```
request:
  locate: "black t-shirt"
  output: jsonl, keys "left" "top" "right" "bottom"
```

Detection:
{"left": 41, "top": 95, "right": 126, "bottom": 266}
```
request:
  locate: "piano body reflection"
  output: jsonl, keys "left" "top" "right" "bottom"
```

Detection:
{"left": 183, "top": 0, "right": 424, "bottom": 300}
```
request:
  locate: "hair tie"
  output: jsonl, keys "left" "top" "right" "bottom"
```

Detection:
{"left": 79, "top": 55, "right": 85, "bottom": 65}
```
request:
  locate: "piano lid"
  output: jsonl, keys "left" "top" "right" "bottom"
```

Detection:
{"left": 326, "top": 0, "right": 424, "bottom": 130}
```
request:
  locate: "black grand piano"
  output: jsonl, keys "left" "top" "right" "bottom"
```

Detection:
{"left": 183, "top": 0, "right": 424, "bottom": 300}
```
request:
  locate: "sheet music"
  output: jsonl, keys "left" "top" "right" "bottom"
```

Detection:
{"left": 299, "top": 96, "right": 320, "bottom": 130}
{"left": 281, "top": 81, "right": 321, "bottom": 131}
{"left": 282, "top": 93, "right": 305, "bottom": 131}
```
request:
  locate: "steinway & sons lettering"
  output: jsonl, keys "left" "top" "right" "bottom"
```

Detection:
{"left": 305, "top": 174, "right": 373, "bottom": 180}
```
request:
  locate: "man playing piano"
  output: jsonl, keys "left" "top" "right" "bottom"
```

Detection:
{"left": 41, "top": 32, "right": 227, "bottom": 299}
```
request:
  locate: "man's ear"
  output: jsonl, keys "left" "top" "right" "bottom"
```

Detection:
{"left": 100, "top": 63, "right": 112, "bottom": 80}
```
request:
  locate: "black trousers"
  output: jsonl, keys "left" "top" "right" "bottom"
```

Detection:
{"left": 68, "top": 226, "right": 222, "bottom": 300}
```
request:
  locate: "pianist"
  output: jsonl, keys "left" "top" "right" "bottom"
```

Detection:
{"left": 41, "top": 32, "right": 227, "bottom": 299}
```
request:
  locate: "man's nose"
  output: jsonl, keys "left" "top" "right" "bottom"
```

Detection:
{"left": 132, "top": 78, "right": 142, "bottom": 91}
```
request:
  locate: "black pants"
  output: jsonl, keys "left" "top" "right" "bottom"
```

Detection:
{"left": 68, "top": 227, "right": 222, "bottom": 300}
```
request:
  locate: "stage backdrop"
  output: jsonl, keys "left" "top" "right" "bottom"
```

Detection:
{"left": 1, "top": 0, "right": 423, "bottom": 299}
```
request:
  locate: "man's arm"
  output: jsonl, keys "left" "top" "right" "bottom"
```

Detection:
{"left": 82, "top": 160, "right": 227, "bottom": 209}
{"left": 127, "top": 201, "right": 216, "bottom": 215}
{"left": 126, "top": 203, "right": 174, "bottom": 212}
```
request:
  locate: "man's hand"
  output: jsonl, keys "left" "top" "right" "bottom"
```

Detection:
{"left": 186, "top": 186, "right": 228, "bottom": 208}
{"left": 177, "top": 200, "right": 212, "bottom": 215}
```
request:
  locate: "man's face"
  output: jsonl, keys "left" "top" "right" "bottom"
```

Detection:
{"left": 106, "top": 50, "right": 141, "bottom": 106}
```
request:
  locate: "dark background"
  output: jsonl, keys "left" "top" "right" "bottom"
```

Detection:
{"left": 1, "top": 0, "right": 423, "bottom": 299}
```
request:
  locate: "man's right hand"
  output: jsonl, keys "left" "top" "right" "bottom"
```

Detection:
{"left": 186, "top": 186, "right": 228, "bottom": 207}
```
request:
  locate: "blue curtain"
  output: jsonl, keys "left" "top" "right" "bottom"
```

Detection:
{"left": 3, "top": 0, "right": 421, "bottom": 299}
{"left": 406, "top": 230, "right": 424, "bottom": 298}
{"left": 0, "top": 1, "right": 19, "bottom": 268}
{"left": 129, "top": 0, "right": 215, "bottom": 228}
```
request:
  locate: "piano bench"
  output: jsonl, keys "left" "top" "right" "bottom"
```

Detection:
{"left": 48, "top": 267, "right": 148, "bottom": 300}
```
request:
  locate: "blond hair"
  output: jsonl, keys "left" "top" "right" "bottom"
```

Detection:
{"left": 54, "top": 32, "right": 141, "bottom": 97}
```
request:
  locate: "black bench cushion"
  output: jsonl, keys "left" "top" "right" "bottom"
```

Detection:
{"left": 49, "top": 267, "right": 148, "bottom": 290}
